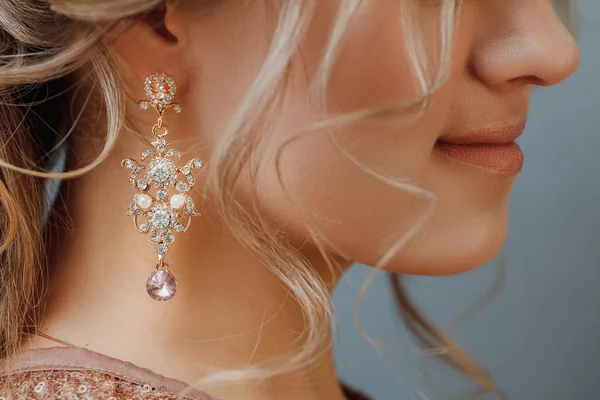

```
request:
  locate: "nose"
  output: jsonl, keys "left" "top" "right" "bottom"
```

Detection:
{"left": 470, "top": 2, "right": 580, "bottom": 87}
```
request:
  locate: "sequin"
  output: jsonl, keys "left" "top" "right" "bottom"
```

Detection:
{"left": 3, "top": 370, "right": 199, "bottom": 399}
{"left": 33, "top": 381, "right": 45, "bottom": 393}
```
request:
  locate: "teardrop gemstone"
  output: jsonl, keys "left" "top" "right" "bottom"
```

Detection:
{"left": 146, "top": 270, "right": 177, "bottom": 301}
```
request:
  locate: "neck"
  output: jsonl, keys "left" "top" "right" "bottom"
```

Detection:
{"left": 23, "top": 129, "right": 350, "bottom": 400}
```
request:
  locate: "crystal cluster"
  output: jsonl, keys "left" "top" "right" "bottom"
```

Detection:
{"left": 138, "top": 73, "right": 179, "bottom": 112}
{"left": 122, "top": 143, "right": 202, "bottom": 259}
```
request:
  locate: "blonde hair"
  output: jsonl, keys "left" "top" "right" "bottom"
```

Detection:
{"left": 0, "top": 0, "right": 574, "bottom": 398}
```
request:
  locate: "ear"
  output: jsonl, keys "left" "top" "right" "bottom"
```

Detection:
{"left": 110, "top": 1, "right": 189, "bottom": 89}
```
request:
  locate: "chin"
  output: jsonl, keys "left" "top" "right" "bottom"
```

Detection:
{"left": 363, "top": 212, "right": 509, "bottom": 276}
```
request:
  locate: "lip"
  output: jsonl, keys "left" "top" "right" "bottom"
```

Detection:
{"left": 436, "top": 121, "right": 526, "bottom": 174}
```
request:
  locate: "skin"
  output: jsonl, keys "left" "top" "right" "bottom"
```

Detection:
{"left": 22, "top": 1, "right": 578, "bottom": 400}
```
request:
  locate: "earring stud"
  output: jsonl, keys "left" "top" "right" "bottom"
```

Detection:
{"left": 121, "top": 72, "right": 202, "bottom": 301}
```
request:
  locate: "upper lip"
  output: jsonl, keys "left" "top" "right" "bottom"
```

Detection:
{"left": 438, "top": 120, "right": 527, "bottom": 145}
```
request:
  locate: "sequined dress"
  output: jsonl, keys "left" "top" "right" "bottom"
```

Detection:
{"left": 0, "top": 346, "right": 370, "bottom": 399}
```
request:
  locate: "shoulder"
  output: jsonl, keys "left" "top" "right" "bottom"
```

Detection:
{"left": 0, "top": 347, "right": 215, "bottom": 400}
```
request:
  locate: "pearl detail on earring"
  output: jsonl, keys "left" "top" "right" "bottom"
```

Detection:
{"left": 136, "top": 194, "right": 153, "bottom": 210}
{"left": 170, "top": 194, "right": 186, "bottom": 210}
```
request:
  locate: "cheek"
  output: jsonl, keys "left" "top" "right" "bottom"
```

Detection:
{"left": 251, "top": 0, "right": 445, "bottom": 246}
{"left": 252, "top": 84, "right": 448, "bottom": 265}
{"left": 253, "top": 129, "right": 432, "bottom": 259}
{"left": 302, "top": 0, "right": 422, "bottom": 113}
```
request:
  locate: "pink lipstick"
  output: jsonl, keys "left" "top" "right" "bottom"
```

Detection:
{"left": 436, "top": 142, "right": 524, "bottom": 174}
{"left": 436, "top": 121, "right": 526, "bottom": 174}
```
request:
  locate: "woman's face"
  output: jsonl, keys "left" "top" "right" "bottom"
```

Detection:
{"left": 169, "top": 0, "right": 579, "bottom": 275}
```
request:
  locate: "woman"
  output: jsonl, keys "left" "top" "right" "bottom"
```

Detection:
{"left": 0, "top": 0, "right": 579, "bottom": 399}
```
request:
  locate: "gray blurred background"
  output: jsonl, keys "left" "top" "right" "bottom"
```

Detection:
{"left": 332, "top": 2, "right": 600, "bottom": 399}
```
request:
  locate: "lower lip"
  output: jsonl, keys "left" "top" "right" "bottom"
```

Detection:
{"left": 436, "top": 142, "right": 524, "bottom": 174}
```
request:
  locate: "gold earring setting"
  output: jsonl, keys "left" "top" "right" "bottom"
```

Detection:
{"left": 122, "top": 72, "right": 202, "bottom": 301}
